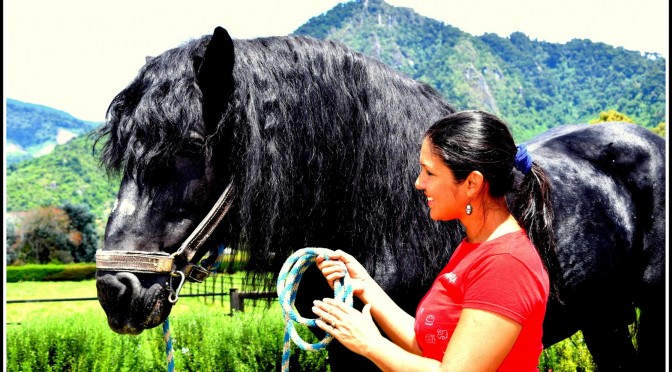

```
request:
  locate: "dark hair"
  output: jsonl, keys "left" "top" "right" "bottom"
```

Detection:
{"left": 424, "top": 110, "right": 561, "bottom": 301}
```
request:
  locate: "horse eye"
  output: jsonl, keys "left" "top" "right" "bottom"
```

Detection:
{"left": 178, "top": 142, "right": 204, "bottom": 157}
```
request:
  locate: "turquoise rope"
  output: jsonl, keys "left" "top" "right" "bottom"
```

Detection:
{"left": 163, "top": 318, "right": 175, "bottom": 372}
{"left": 161, "top": 244, "right": 227, "bottom": 371}
{"left": 276, "top": 248, "right": 354, "bottom": 372}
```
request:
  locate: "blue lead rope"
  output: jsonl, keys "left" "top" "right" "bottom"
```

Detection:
{"left": 163, "top": 318, "right": 175, "bottom": 372}
{"left": 162, "top": 244, "right": 227, "bottom": 372}
{"left": 276, "top": 248, "right": 354, "bottom": 372}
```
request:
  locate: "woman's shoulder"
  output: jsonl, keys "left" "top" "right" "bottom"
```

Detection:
{"left": 482, "top": 230, "right": 539, "bottom": 262}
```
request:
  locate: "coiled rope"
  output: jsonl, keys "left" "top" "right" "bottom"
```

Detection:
{"left": 162, "top": 244, "right": 227, "bottom": 372}
{"left": 276, "top": 248, "right": 354, "bottom": 372}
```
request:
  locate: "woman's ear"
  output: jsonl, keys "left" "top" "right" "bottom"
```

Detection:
{"left": 465, "top": 171, "right": 485, "bottom": 198}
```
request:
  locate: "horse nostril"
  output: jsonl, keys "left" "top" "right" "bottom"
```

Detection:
{"left": 96, "top": 271, "right": 142, "bottom": 305}
{"left": 115, "top": 272, "right": 143, "bottom": 301}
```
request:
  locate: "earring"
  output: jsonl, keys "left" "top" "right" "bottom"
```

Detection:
{"left": 465, "top": 203, "right": 473, "bottom": 215}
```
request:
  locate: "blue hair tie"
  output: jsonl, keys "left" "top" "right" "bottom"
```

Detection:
{"left": 515, "top": 144, "right": 533, "bottom": 175}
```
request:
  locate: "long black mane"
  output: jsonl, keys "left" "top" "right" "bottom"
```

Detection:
{"left": 96, "top": 34, "right": 461, "bottom": 294}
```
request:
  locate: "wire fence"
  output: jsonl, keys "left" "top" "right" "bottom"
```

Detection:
{"left": 6, "top": 273, "right": 278, "bottom": 315}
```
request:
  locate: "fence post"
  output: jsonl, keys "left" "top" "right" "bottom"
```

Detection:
{"left": 220, "top": 274, "right": 224, "bottom": 307}
{"left": 230, "top": 288, "right": 244, "bottom": 315}
{"left": 211, "top": 275, "right": 216, "bottom": 304}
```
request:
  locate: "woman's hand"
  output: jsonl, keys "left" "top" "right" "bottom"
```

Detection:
{"left": 316, "top": 250, "right": 370, "bottom": 297}
{"left": 313, "top": 299, "right": 381, "bottom": 357}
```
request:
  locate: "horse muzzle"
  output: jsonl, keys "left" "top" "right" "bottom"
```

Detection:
{"left": 96, "top": 271, "right": 173, "bottom": 334}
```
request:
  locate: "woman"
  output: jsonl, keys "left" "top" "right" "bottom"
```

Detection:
{"left": 312, "top": 110, "right": 560, "bottom": 371}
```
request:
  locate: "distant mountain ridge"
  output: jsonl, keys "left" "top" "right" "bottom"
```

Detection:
{"left": 6, "top": 98, "right": 102, "bottom": 164}
{"left": 294, "top": 0, "right": 665, "bottom": 140}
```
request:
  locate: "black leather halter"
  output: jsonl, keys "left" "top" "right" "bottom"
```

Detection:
{"left": 95, "top": 181, "right": 236, "bottom": 302}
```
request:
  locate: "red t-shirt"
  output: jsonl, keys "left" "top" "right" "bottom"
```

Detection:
{"left": 414, "top": 230, "right": 549, "bottom": 371}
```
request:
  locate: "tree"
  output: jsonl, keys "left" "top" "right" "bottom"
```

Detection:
{"left": 650, "top": 122, "right": 666, "bottom": 138}
{"left": 589, "top": 109, "right": 635, "bottom": 124}
{"left": 11, "top": 207, "right": 73, "bottom": 264}
{"left": 62, "top": 203, "right": 99, "bottom": 262}
{"left": 6, "top": 205, "right": 100, "bottom": 265}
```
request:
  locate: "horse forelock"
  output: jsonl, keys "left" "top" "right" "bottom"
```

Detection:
{"left": 94, "top": 37, "right": 212, "bottom": 183}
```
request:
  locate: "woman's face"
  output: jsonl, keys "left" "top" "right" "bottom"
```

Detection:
{"left": 415, "top": 138, "right": 466, "bottom": 221}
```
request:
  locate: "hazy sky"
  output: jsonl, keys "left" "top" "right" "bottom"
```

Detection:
{"left": 4, "top": 0, "right": 668, "bottom": 122}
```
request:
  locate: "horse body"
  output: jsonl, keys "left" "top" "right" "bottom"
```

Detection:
{"left": 95, "top": 27, "right": 665, "bottom": 370}
{"left": 524, "top": 124, "right": 666, "bottom": 369}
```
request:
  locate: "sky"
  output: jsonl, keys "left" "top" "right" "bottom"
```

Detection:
{"left": 4, "top": 0, "right": 669, "bottom": 123}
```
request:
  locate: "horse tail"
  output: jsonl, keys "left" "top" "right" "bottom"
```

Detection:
{"left": 510, "top": 163, "right": 563, "bottom": 303}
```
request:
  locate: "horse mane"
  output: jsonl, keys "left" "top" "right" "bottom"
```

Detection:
{"left": 95, "top": 33, "right": 463, "bottom": 292}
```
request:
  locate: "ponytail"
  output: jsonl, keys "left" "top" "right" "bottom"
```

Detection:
{"left": 510, "top": 162, "right": 563, "bottom": 302}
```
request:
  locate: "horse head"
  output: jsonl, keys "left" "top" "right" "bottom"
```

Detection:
{"left": 94, "top": 27, "right": 236, "bottom": 334}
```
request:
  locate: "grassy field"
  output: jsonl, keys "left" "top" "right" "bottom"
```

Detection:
{"left": 5, "top": 274, "right": 259, "bottom": 324}
{"left": 6, "top": 280, "right": 101, "bottom": 323}
{"left": 5, "top": 278, "right": 325, "bottom": 371}
{"left": 5, "top": 278, "right": 597, "bottom": 371}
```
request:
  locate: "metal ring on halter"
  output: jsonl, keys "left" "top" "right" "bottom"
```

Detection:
{"left": 168, "top": 271, "right": 186, "bottom": 303}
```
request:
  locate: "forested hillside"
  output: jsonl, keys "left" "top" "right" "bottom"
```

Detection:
{"left": 295, "top": 0, "right": 666, "bottom": 140}
{"left": 5, "top": 0, "right": 666, "bottom": 223}
{"left": 5, "top": 133, "right": 120, "bottom": 223}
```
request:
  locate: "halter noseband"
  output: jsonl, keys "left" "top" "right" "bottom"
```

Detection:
{"left": 95, "top": 181, "right": 236, "bottom": 302}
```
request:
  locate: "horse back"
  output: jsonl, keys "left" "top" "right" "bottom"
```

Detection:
{"left": 528, "top": 122, "right": 665, "bottom": 298}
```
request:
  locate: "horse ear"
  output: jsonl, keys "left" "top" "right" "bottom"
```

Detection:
{"left": 197, "top": 26, "right": 235, "bottom": 134}
{"left": 145, "top": 56, "right": 154, "bottom": 64}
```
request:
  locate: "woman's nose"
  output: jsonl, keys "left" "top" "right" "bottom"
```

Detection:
{"left": 414, "top": 175, "right": 423, "bottom": 190}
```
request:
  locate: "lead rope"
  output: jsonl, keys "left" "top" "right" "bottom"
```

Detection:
{"left": 163, "top": 319, "right": 175, "bottom": 372}
{"left": 162, "top": 244, "right": 227, "bottom": 371}
{"left": 276, "top": 248, "right": 354, "bottom": 372}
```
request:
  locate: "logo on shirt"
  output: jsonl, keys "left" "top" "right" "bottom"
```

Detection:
{"left": 424, "top": 315, "right": 435, "bottom": 326}
{"left": 437, "top": 329, "right": 448, "bottom": 340}
{"left": 425, "top": 334, "right": 436, "bottom": 344}
{"left": 445, "top": 272, "right": 457, "bottom": 283}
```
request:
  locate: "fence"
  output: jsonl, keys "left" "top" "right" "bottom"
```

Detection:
{"left": 6, "top": 273, "right": 278, "bottom": 316}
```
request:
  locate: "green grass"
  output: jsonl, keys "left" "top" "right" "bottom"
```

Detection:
{"left": 6, "top": 278, "right": 598, "bottom": 371}
{"left": 6, "top": 278, "right": 326, "bottom": 371}
{"left": 6, "top": 280, "right": 100, "bottom": 324}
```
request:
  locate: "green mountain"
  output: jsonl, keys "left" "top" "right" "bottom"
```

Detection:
{"left": 294, "top": 0, "right": 666, "bottom": 141}
{"left": 5, "top": 0, "right": 665, "bottom": 223}
{"left": 5, "top": 133, "right": 120, "bottom": 223}
{"left": 6, "top": 98, "right": 102, "bottom": 164}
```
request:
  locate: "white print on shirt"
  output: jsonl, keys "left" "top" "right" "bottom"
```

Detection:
{"left": 444, "top": 272, "right": 457, "bottom": 283}
{"left": 424, "top": 315, "right": 435, "bottom": 326}
{"left": 425, "top": 334, "right": 436, "bottom": 344}
{"left": 437, "top": 329, "right": 448, "bottom": 340}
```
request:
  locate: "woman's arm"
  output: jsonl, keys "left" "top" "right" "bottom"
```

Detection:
{"left": 358, "top": 277, "right": 420, "bottom": 353}
{"left": 313, "top": 302, "right": 522, "bottom": 372}
{"left": 440, "top": 308, "right": 521, "bottom": 371}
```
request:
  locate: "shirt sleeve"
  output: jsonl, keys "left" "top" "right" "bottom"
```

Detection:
{"left": 461, "top": 253, "right": 544, "bottom": 325}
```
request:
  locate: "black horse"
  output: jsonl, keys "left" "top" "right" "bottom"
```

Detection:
{"left": 94, "top": 27, "right": 666, "bottom": 370}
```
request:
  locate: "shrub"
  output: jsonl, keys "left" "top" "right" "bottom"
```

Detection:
{"left": 6, "top": 263, "right": 97, "bottom": 282}
{"left": 538, "top": 332, "right": 596, "bottom": 371}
